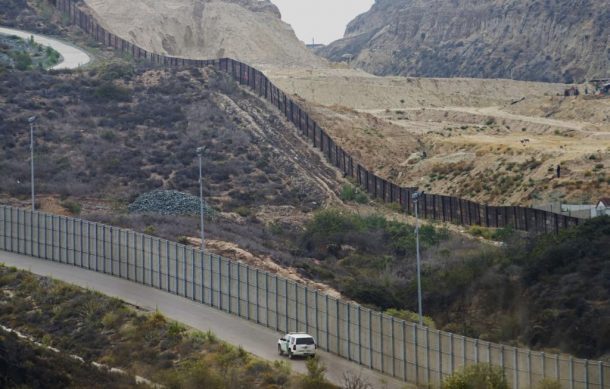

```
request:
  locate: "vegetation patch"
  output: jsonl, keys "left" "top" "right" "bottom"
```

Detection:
{"left": 0, "top": 265, "right": 336, "bottom": 388}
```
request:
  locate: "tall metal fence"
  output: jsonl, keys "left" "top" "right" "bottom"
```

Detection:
{"left": 1, "top": 205, "right": 608, "bottom": 388}
{"left": 49, "top": 0, "right": 584, "bottom": 235}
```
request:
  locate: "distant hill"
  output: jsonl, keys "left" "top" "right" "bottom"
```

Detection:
{"left": 319, "top": 0, "right": 610, "bottom": 83}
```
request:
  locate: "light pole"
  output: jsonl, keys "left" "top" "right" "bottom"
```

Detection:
{"left": 196, "top": 147, "right": 206, "bottom": 252}
{"left": 412, "top": 190, "right": 425, "bottom": 326}
{"left": 28, "top": 116, "right": 37, "bottom": 210}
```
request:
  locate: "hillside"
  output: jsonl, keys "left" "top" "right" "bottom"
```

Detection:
{"left": 81, "top": 0, "right": 325, "bottom": 67}
{"left": 319, "top": 0, "right": 610, "bottom": 83}
{"left": 0, "top": 265, "right": 336, "bottom": 388}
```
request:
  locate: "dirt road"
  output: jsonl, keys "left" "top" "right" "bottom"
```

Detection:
{"left": 0, "top": 26, "right": 91, "bottom": 69}
{"left": 0, "top": 251, "right": 411, "bottom": 389}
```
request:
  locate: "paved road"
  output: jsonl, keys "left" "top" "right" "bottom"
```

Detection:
{"left": 0, "top": 251, "right": 409, "bottom": 389}
{"left": 0, "top": 26, "right": 91, "bottom": 69}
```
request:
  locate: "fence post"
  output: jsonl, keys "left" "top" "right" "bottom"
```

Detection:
{"left": 402, "top": 321, "right": 407, "bottom": 381}
{"left": 555, "top": 354, "right": 560, "bottom": 383}
{"left": 285, "top": 279, "right": 289, "bottom": 331}
{"left": 450, "top": 333, "right": 454, "bottom": 373}
{"left": 584, "top": 360, "right": 589, "bottom": 389}
{"left": 237, "top": 262, "right": 241, "bottom": 316}
{"left": 29, "top": 211, "right": 34, "bottom": 256}
{"left": 304, "top": 286, "right": 309, "bottom": 333}
{"left": 336, "top": 299, "right": 340, "bottom": 356}
{"left": 255, "top": 269, "right": 260, "bottom": 324}
{"left": 228, "top": 261, "right": 232, "bottom": 313}
{"left": 569, "top": 356, "right": 574, "bottom": 389}
{"left": 358, "top": 306, "right": 363, "bottom": 365}
{"left": 315, "top": 290, "right": 319, "bottom": 346}
{"left": 295, "top": 283, "right": 299, "bottom": 331}
{"left": 500, "top": 346, "right": 505, "bottom": 377}
{"left": 437, "top": 330, "right": 442, "bottom": 383}
{"left": 475, "top": 339, "right": 479, "bottom": 363}
{"left": 391, "top": 317, "right": 395, "bottom": 376}
{"left": 94, "top": 223, "right": 98, "bottom": 271}
{"left": 414, "top": 325, "right": 419, "bottom": 384}
{"left": 218, "top": 255, "right": 222, "bottom": 310}
{"left": 326, "top": 294, "right": 330, "bottom": 352}
{"left": 58, "top": 216, "right": 63, "bottom": 263}
{"left": 462, "top": 336, "right": 467, "bottom": 367}
{"left": 275, "top": 274, "right": 279, "bottom": 330}
{"left": 425, "top": 327, "right": 430, "bottom": 385}
{"left": 265, "top": 272, "right": 269, "bottom": 327}
{"left": 527, "top": 350, "right": 532, "bottom": 388}
{"left": 79, "top": 219, "right": 83, "bottom": 267}
{"left": 380, "top": 314, "right": 384, "bottom": 373}
{"left": 599, "top": 361, "right": 604, "bottom": 389}
{"left": 369, "top": 310, "right": 373, "bottom": 369}
{"left": 109, "top": 226, "right": 113, "bottom": 275}
{"left": 514, "top": 348, "right": 519, "bottom": 389}
{"left": 347, "top": 303, "right": 351, "bottom": 361}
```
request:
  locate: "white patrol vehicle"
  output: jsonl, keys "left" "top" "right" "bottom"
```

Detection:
{"left": 277, "top": 332, "right": 316, "bottom": 358}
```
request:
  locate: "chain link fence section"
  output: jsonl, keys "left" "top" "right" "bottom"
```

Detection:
{"left": 0, "top": 205, "right": 608, "bottom": 388}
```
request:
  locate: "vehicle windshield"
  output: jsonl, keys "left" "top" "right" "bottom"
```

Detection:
{"left": 296, "top": 337, "right": 315, "bottom": 345}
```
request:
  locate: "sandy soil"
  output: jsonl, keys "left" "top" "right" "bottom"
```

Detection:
{"left": 82, "top": 0, "right": 325, "bottom": 67}
{"left": 266, "top": 67, "right": 610, "bottom": 205}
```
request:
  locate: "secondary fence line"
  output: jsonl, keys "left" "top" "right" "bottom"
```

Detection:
{"left": 1, "top": 206, "right": 608, "bottom": 389}
{"left": 48, "top": 0, "right": 583, "bottom": 236}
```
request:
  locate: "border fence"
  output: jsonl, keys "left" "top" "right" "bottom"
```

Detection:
{"left": 49, "top": 0, "right": 584, "bottom": 235}
{"left": 1, "top": 205, "right": 608, "bottom": 388}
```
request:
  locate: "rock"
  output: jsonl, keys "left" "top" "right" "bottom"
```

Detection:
{"left": 128, "top": 190, "right": 211, "bottom": 216}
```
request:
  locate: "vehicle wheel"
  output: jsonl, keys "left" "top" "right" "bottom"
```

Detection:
{"left": 278, "top": 345, "right": 283, "bottom": 356}
{"left": 288, "top": 350, "right": 293, "bottom": 359}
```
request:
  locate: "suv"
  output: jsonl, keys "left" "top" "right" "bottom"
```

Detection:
{"left": 278, "top": 333, "right": 316, "bottom": 359}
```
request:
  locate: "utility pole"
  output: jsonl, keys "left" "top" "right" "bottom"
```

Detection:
{"left": 196, "top": 147, "right": 206, "bottom": 252}
{"left": 412, "top": 191, "right": 425, "bottom": 326}
{"left": 28, "top": 116, "right": 37, "bottom": 210}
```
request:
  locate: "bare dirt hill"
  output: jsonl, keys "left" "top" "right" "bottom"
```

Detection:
{"left": 81, "top": 0, "right": 325, "bottom": 67}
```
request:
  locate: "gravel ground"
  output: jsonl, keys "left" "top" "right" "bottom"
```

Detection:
{"left": 128, "top": 190, "right": 211, "bottom": 216}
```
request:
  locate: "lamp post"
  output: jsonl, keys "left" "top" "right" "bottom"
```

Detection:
{"left": 412, "top": 190, "right": 425, "bottom": 326}
{"left": 28, "top": 116, "right": 37, "bottom": 210}
{"left": 196, "top": 147, "right": 206, "bottom": 252}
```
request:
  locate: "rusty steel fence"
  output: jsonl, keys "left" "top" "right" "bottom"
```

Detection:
{"left": 50, "top": 0, "right": 582, "bottom": 235}
{"left": 1, "top": 205, "right": 608, "bottom": 389}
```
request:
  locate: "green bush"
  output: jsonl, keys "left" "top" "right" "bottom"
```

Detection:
{"left": 442, "top": 364, "right": 508, "bottom": 389}
{"left": 60, "top": 200, "right": 81, "bottom": 215}
{"left": 13, "top": 51, "right": 32, "bottom": 70}
{"left": 340, "top": 184, "right": 368, "bottom": 204}
{"left": 94, "top": 82, "right": 132, "bottom": 102}
{"left": 301, "top": 355, "right": 334, "bottom": 389}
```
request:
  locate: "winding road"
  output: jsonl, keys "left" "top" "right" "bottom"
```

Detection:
{"left": 0, "top": 26, "right": 90, "bottom": 69}
{"left": 0, "top": 251, "right": 409, "bottom": 389}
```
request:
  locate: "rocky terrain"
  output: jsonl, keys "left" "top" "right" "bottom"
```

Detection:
{"left": 81, "top": 0, "right": 325, "bottom": 67}
{"left": 320, "top": 0, "right": 610, "bottom": 83}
